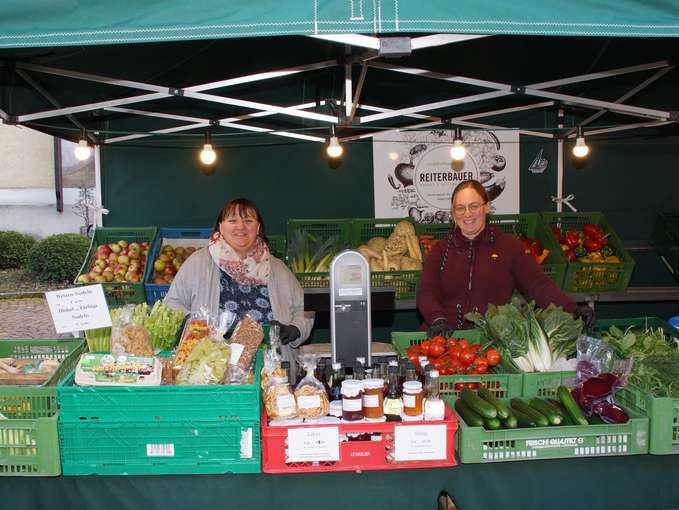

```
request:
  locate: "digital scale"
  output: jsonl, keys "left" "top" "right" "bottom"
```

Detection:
{"left": 329, "top": 250, "right": 372, "bottom": 366}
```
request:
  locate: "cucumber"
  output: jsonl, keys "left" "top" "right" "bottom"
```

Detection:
{"left": 483, "top": 416, "right": 502, "bottom": 430}
{"left": 500, "top": 412, "right": 518, "bottom": 429}
{"left": 477, "top": 388, "right": 511, "bottom": 419}
{"left": 529, "top": 398, "right": 563, "bottom": 426}
{"left": 511, "top": 408, "right": 538, "bottom": 428}
{"left": 454, "top": 399, "right": 485, "bottom": 427}
{"left": 461, "top": 388, "right": 497, "bottom": 419}
{"left": 557, "top": 386, "right": 588, "bottom": 426}
{"left": 548, "top": 399, "right": 575, "bottom": 426}
{"left": 510, "top": 398, "right": 549, "bottom": 427}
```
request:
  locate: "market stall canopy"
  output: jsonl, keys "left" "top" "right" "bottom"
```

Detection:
{"left": 0, "top": 1, "right": 678, "bottom": 150}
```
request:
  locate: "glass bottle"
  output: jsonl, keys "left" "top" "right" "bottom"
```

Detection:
{"left": 354, "top": 362, "right": 365, "bottom": 381}
{"left": 316, "top": 358, "right": 330, "bottom": 397}
{"left": 424, "top": 370, "right": 445, "bottom": 421}
{"left": 405, "top": 362, "right": 417, "bottom": 384}
{"left": 329, "top": 362, "right": 344, "bottom": 402}
{"left": 281, "top": 361, "right": 291, "bottom": 384}
{"left": 422, "top": 364, "right": 433, "bottom": 386}
{"left": 383, "top": 366, "right": 403, "bottom": 419}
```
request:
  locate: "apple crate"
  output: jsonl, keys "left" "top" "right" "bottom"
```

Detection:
{"left": 390, "top": 331, "right": 523, "bottom": 400}
{"left": 414, "top": 213, "right": 567, "bottom": 288}
{"left": 144, "top": 227, "right": 212, "bottom": 304}
{"left": 541, "top": 212, "right": 635, "bottom": 293}
{"left": 261, "top": 407, "right": 457, "bottom": 474}
{"left": 450, "top": 375, "right": 649, "bottom": 463}
{"left": 0, "top": 338, "right": 86, "bottom": 476}
{"left": 75, "top": 226, "right": 157, "bottom": 306}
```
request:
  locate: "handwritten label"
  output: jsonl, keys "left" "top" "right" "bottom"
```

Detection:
{"left": 45, "top": 285, "right": 111, "bottom": 333}
{"left": 287, "top": 426, "right": 339, "bottom": 462}
{"left": 394, "top": 424, "right": 447, "bottom": 461}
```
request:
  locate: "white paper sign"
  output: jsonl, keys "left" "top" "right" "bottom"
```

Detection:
{"left": 287, "top": 426, "right": 340, "bottom": 462}
{"left": 146, "top": 443, "right": 175, "bottom": 457}
{"left": 394, "top": 424, "right": 447, "bottom": 461}
{"left": 45, "top": 285, "right": 112, "bottom": 333}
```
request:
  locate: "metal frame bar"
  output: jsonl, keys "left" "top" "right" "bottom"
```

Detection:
{"left": 410, "top": 34, "right": 491, "bottom": 50}
{"left": 0, "top": 107, "right": 9, "bottom": 122}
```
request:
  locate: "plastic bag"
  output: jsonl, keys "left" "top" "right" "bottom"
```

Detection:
{"left": 176, "top": 337, "right": 231, "bottom": 385}
{"left": 174, "top": 308, "right": 212, "bottom": 370}
{"left": 226, "top": 315, "right": 264, "bottom": 383}
{"left": 261, "top": 325, "right": 282, "bottom": 391}
{"left": 573, "top": 335, "right": 633, "bottom": 423}
{"left": 293, "top": 354, "right": 329, "bottom": 419}
{"left": 111, "top": 304, "right": 153, "bottom": 356}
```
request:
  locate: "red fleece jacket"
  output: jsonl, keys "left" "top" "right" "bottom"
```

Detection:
{"left": 417, "top": 225, "right": 576, "bottom": 330}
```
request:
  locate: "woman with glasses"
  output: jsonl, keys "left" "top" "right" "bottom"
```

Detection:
{"left": 417, "top": 180, "right": 593, "bottom": 337}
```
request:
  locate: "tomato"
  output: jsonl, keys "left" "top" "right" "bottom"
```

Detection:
{"left": 485, "top": 349, "right": 501, "bottom": 366}
{"left": 441, "top": 367, "right": 453, "bottom": 376}
{"left": 429, "top": 342, "right": 445, "bottom": 358}
{"left": 449, "top": 360, "right": 463, "bottom": 374}
{"left": 459, "top": 349, "right": 475, "bottom": 366}
{"left": 475, "top": 364, "right": 488, "bottom": 374}
{"left": 466, "top": 368, "right": 479, "bottom": 375}
{"left": 457, "top": 338, "right": 470, "bottom": 350}
{"left": 431, "top": 335, "right": 446, "bottom": 344}
{"left": 406, "top": 344, "right": 422, "bottom": 356}
{"left": 473, "top": 355, "right": 488, "bottom": 366}
{"left": 407, "top": 352, "right": 419, "bottom": 365}
{"left": 469, "top": 382, "right": 482, "bottom": 389}
{"left": 470, "top": 343, "right": 481, "bottom": 353}
{"left": 447, "top": 345, "right": 461, "bottom": 360}
{"left": 433, "top": 361, "right": 444, "bottom": 371}
{"left": 419, "top": 340, "right": 432, "bottom": 356}
{"left": 454, "top": 383, "right": 466, "bottom": 390}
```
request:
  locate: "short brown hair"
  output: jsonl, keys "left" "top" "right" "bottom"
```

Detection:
{"left": 451, "top": 180, "right": 490, "bottom": 205}
{"left": 213, "top": 198, "right": 269, "bottom": 245}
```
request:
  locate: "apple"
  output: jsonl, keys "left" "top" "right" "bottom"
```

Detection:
{"left": 172, "top": 258, "right": 182, "bottom": 270}
{"left": 118, "top": 240, "right": 128, "bottom": 249}
{"left": 95, "top": 259, "right": 107, "bottom": 270}
{"left": 114, "top": 275, "right": 126, "bottom": 282}
{"left": 152, "top": 275, "right": 168, "bottom": 284}
{"left": 77, "top": 274, "right": 91, "bottom": 283}
{"left": 96, "top": 244, "right": 112, "bottom": 257}
{"left": 162, "top": 244, "right": 174, "bottom": 253}
{"left": 102, "top": 269, "right": 114, "bottom": 282}
{"left": 175, "top": 247, "right": 186, "bottom": 256}
{"left": 129, "top": 260, "right": 141, "bottom": 271}
{"left": 109, "top": 243, "right": 121, "bottom": 254}
{"left": 117, "top": 255, "right": 130, "bottom": 266}
{"left": 128, "top": 248, "right": 140, "bottom": 260}
{"left": 93, "top": 275, "right": 106, "bottom": 283}
{"left": 119, "top": 249, "right": 128, "bottom": 257}
{"left": 125, "top": 271, "right": 140, "bottom": 283}
{"left": 163, "top": 265, "right": 176, "bottom": 276}
{"left": 165, "top": 275, "right": 175, "bottom": 283}
{"left": 186, "top": 247, "right": 196, "bottom": 254}
{"left": 107, "top": 252, "right": 118, "bottom": 264}
{"left": 159, "top": 254, "right": 170, "bottom": 263}
{"left": 92, "top": 265, "right": 104, "bottom": 275}
{"left": 153, "top": 260, "right": 166, "bottom": 272}
{"left": 128, "top": 242, "right": 140, "bottom": 252}
{"left": 113, "top": 265, "right": 127, "bottom": 277}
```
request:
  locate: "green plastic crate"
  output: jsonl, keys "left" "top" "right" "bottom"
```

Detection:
{"left": 616, "top": 384, "right": 679, "bottom": 455}
{"left": 541, "top": 212, "right": 635, "bottom": 293}
{"left": 592, "top": 316, "right": 679, "bottom": 342}
{"left": 650, "top": 212, "right": 679, "bottom": 283}
{"left": 391, "top": 331, "right": 522, "bottom": 400}
{"left": 58, "top": 351, "right": 262, "bottom": 423}
{"left": 268, "top": 234, "right": 287, "bottom": 261}
{"left": 521, "top": 370, "right": 577, "bottom": 399}
{"left": 75, "top": 226, "right": 158, "bottom": 306}
{"left": 59, "top": 418, "right": 260, "bottom": 475}
{"left": 451, "top": 376, "right": 648, "bottom": 463}
{"left": 0, "top": 338, "right": 86, "bottom": 477}
{"left": 414, "top": 213, "right": 567, "bottom": 288}
{"left": 351, "top": 218, "right": 422, "bottom": 300}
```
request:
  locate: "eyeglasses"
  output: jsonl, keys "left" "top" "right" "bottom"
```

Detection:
{"left": 452, "top": 202, "right": 485, "bottom": 215}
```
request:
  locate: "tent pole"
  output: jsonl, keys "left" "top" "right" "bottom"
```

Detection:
{"left": 94, "top": 146, "right": 103, "bottom": 227}
{"left": 557, "top": 108, "right": 564, "bottom": 213}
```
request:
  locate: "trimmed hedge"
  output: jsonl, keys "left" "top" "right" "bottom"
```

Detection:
{"left": 0, "top": 231, "right": 36, "bottom": 269}
{"left": 27, "top": 233, "right": 90, "bottom": 282}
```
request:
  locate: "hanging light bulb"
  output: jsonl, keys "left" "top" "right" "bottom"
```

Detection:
{"left": 199, "top": 132, "right": 217, "bottom": 165}
{"left": 450, "top": 127, "right": 466, "bottom": 162}
{"left": 572, "top": 126, "right": 590, "bottom": 158}
{"left": 74, "top": 130, "right": 92, "bottom": 161}
{"left": 325, "top": 125, "right": 344, "bottom": 159}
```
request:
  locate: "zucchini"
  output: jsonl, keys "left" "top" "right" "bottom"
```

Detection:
{"left": 461, "top": 388, "right": 497, "bottom": 419}
{"left": 500, "top": 412, "right": 518, "bottom": 429}
{"left": 529, "top": 398, "right": 563, "bottom": 426}
{"left": 510, "top": 398, "right": 549, "bottom": 427}
{"left": 557, "top": 386, "right": 588, "bottom": 426}
{"left": 483, "top": 416, "right": 502, "bottom": 430}
{"left": 454, "top": 399, "right": 485, "bottom": 427}
{"left": 547, "top": 399, "right": 575, "bottom": 426}
{"left": 477, "top": 388, "right": 511, "bottom": 419}
{"left": 511, "top": 408, "right": 538, "bottom": 428}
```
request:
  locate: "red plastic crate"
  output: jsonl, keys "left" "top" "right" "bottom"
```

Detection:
{"left": 261, "top": 407, "right": 457, "bottom": 474}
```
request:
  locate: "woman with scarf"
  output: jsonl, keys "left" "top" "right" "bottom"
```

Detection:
{"left": 164, "top": 198, "right": 314, "bottom": 376}
{"left": 417, "top": 180, "right": 594, "bottom": 337}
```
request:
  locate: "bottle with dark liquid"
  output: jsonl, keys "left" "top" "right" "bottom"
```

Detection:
{"left": 383, "top": 366, "right": 403, "bottom": 420}
{"left": 329, "top": 362, "right": 344, "bottom": 401}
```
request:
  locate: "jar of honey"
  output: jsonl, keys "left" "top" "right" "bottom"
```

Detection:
{"left": 362, "top": 378, "right": 385, "bottom": 420}
{"left": 402, "top": 380, "right": 423, "bottom": 418}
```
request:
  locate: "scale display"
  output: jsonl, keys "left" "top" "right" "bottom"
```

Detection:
{"left": 330, "top": 251, "right": 371, "bottom": 367}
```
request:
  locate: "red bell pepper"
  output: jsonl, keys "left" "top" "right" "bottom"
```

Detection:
{"left": 583, "top": 238, "right": 603, "bottom": 252}
{"left": 582, "top": 223, "right": 603, "bottom": 239}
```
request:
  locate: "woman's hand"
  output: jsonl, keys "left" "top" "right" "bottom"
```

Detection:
{"left": 427, "top": 318, "right": 451, "bottom": 338}
{"left": 270, "top": 320, "right": 301, "bottom": 345}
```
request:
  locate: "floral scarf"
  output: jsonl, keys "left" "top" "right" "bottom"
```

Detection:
{"left": 207, "top": 231, "right": 271, "bottom": 286}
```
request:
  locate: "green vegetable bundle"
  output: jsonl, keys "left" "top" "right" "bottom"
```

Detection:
{"left": 466, "top": 297, "right": 583, "bottom": 373}
{"left": 288, "top": 231, "right": 341, "bottom": 273}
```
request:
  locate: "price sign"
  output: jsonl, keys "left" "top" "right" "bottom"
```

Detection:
{"left": 394, "top": 424, "right": 447, "bottom": 461}
{"left": 287, "top": 426, "right": 340, "bottom": 462}
{"left": 45, "top": 285, "right": 112, "bottom": 333}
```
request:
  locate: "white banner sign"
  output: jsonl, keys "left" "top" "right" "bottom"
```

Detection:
{"left": 45, "top": 284, "right": 112, "bottom": 333}
{"left": 287, "top": 426, "right": 340, "bottom": 462}
{"left": 394, "top": 424, "right": 447, "bottom": 461}
{"left": 373, "top": 129, "right": 520, "bottom": 221}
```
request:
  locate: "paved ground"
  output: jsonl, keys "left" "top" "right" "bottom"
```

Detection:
{"left": 0, "top": 297, "right": 61, "bottom": 339}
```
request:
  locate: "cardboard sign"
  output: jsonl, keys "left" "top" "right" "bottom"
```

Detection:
{"left": 287, "top": 426, "right": 340, "bottom": 462}
{"left": 394, "top": 424, "right": 447, "bottom": 461}
{"left": 45, "top": 285, "right": 112, "bottom": 333}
